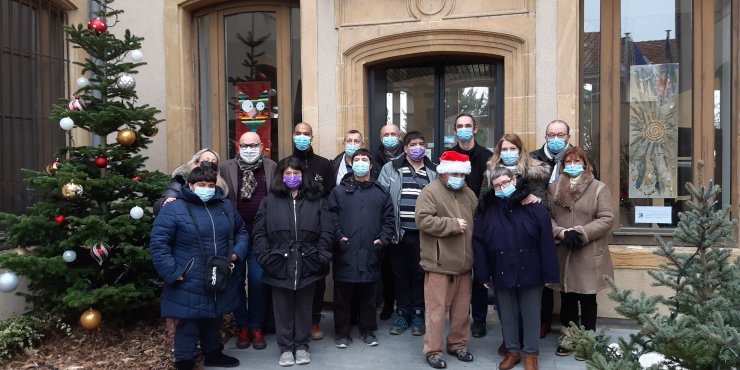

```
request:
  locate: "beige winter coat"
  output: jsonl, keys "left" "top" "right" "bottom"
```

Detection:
{"left": 548, "top": 171, "right": 615, "bottom": 294}
{"left": 415, "top": 179, "right": 478, "bottom": 275}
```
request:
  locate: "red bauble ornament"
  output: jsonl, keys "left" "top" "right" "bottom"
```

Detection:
{"left": 54, "top": 215, "right": 66, "bottom": 224}
{"left": 94, "top": 156, "right": 108, "bottom": 168}
{"left": 132, "top": 176, "right": 142, "bottom": 182}
{"left": 87, "top": 18, "right": 108, "bottom": 35}
{"left": 67, "top": 96, "right": 86, "bottom": 111}
{"left": 46, "top": 158, "right": 61, "bottom": 176}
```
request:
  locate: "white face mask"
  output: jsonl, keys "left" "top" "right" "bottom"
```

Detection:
{"left": 239, "top": 146, "right": 262, "bottom": 164}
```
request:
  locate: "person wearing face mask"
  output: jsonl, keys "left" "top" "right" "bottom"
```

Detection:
{"left": 327, "top": 148, "right": 395, "bottom": 349}
{"left": 482, "top": 133, "right": 551, "bottom": 206}
{"left": 413, "top": 151, "right": 478, "bottom": 369}
{"left": 548, "top": 146, "right": 614, "bottom": 359}
{"left": 332, "top": 130, "right": 381, "bottom": 185}
{"left": 288, "top": 122, "right": 335, "bottom": 340}
{"left": 472, "top": 166, "right": 559, "bottom": 370}
{"left": 371, "top": 123, "right": 404, "bottom": 321}
{"left": 219, "top": 131, "right": 277, "bottom": 350}
{"left": 154, "top": 149, "right": 229, "bottom": 215}
{"left": 378, "top": 131, "right": 437, "bottom": 338}
{"left": 372, "top": 123, "right": 405, "bottom": 167}
{"left": 253, "top": 156, "right": 333, "bottom": 367}
{"left": 150, "top": 166, "right": 249, "bottom": 370}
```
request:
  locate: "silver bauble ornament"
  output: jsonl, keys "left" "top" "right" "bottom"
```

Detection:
{"left": 129, "top": 206, "right": 144, "bottom": 220}
{"left": 60, "top": 117, "right": 75, "bottom": 131}
{"left": 0, "top": 271, "right": 19, "bottom": 293}
{"left": 63, "top": 250, "right": 77, "bottom": 263}
{"left": 116, "top": 73, "right": 136, "bottom": 91}
{"left": 130, "top": 49, "right": 144, "bottom": 62}
{"left": 76, "top": 76, "right": 90, "bottom": 88}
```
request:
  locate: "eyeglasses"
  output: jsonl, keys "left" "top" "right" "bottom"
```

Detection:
{"left": 239, "top": 143, "right": 261, "bottom": 149}
{"left": 546, "top": 133, "right": 568, "bottom": 139}
{"left": 491, "top": 179, "right": 511, "bottom": 190}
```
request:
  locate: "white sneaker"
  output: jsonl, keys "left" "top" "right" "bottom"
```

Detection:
{"left": 279, "top": 351, "right": 295, "bottom": 367}
{"left": 295, "top": 349, "right": 311, "bottom": 365}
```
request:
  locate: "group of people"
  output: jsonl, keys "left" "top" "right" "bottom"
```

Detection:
{"left": 148, "top": 116, "right": 615, "bottom": 370}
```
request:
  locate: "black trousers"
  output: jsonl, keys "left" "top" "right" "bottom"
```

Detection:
{"left": 541, "top": 287, "right": 554, "bottom": 324}
{"left": 559, "top": 292, "right": 597, "bottom": 331}
{"left": 273, "top": 282, "right": 316, "bottom": 352}
{"left": 311, "top": 278, "right": 326, "bottom": 324}
{"left": 380, "top": 246, "right": 396, "bottom": 310}
{"left": 333, "top": 281, "right": 377, "bottom": 337}
{"left": 173, "top": 317, "right": 221, "bottom": 361}
{"left": 391, "top": 230, "right": 425, "bottom": 316}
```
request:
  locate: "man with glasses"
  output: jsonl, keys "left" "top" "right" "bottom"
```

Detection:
{"left": 220, "top": 131, "right": 277, "bottom": 350}
{"left": 378, "top": 131, "right": 438, "bottom": 338}
{"left": 529, "top": 119, "right": 571, "bottom": 340}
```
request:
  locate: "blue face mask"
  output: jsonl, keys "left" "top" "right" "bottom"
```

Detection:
{"left": 344, "top": 144, "right": 360, "bottom": 157}
{"left": 547, "top": 137, "right": 566, "bottom": 153}
{"left": 456, "top": 128, "right": 474, "bottom": 142}
{"left": 352, "top": 161, "right": 370, "bottom": 177}
{"left": 500, "top": 151, "right": 519, "bottom": 166}
{"left": 382, "top": 136, "right": 399, "bottom": 149}
{"left": 447, "top": 176, "right": 465, "bottom": 190}
{"left": 495, "top": 184, "right": 516, "bottom": 199}
{"left": 293, "top": 135, "right": 311, "bottom": 151}
{"left": 193, "top": 186, "right": 215, "bottom": 202}
{"left": 563, "top": 164, "right": 585, "bottom": 177}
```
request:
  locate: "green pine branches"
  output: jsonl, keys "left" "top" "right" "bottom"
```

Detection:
{"left": 566, "top": 162, "right": 740, "bottom": 369}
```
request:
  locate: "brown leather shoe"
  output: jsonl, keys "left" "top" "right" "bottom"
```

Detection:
{"left": 497, "top": 342, "right": 508, "bottom": 357}
{"left": 539, "top": 321, "right": 551, "bottom": 338}
{"left": 236, "top": 328, "right": 250, "bottom": 349}
{"left": 498, "top": 352, "right": 521, "bottom": 370}
{"left": 524, "top": 354, "right": 538, "bottom": 370}
{"left": 251, "top": 328, "right": 267, "bottom": 349}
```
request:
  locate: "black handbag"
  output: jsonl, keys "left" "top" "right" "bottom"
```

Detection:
{"left": 185, "top": 202, "right": 234, "bottom": 292}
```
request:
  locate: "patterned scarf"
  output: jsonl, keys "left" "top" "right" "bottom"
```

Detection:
{"left": 237, "top": 157, "right": 262, "bottom": 200}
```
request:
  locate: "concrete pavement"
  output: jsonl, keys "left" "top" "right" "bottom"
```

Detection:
{"left": 215, "top": 310, "right": 637, "bottom": 369}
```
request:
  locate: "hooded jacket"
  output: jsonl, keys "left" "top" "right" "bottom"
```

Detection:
{"left": 150, "top": 186, "right": 248, "bottom": 319}
{"left": 327, "top": 177, "right": 395, "bottom": 283}
{"left": 415, "top": 178, "right": 478, "bottom": 275}
{"left": 548, "top": 171, "right": 614, "bottom": 294}
{"left": 472, "top": 180, "right": 559, "bottom": 289}
{"left": 153, "top": 163, "right": 229, "bottom": 215}
{"left": 252, "top": 187, "right": 333, "bottom": 290}
{"left": 287, "top": 146, "right": 334, "bottom": 196}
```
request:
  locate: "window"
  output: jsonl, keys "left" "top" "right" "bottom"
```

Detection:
{"left": 582, "top": 0, "right": 734, "bottom": 239}
{"left": 0, "top": 0, "right": 67, "bottom": 214}
{"left": 368, "top": 60, "right": 504, "bottom": 159}
{"left": 195, "top": 1, "right": 300, "bottom": 160}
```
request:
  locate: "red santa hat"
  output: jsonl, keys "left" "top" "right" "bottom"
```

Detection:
{"left": 437, "top": 151, "right": 471, "bottom": 175}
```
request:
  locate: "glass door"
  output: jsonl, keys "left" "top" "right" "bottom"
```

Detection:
{"left": 369, "top": 61, "right": 503, "bottom": 160}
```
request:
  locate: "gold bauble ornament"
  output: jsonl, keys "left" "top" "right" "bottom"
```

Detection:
{"left": 116, "top": 128, "right": 137, "bottom": 146}
{"left": 80, "top": 308, "right": 102, "bottom": 330}
{"left": 141, "top": 125, "right": 158, "bottom": 137}
{"left": 61, "top": 180, "right": 84, "bottom": 200}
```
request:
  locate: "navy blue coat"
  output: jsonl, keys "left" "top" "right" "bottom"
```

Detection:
{"left": 252, "top": 191, "right": 333, "bottom": 290}
{"left": 472, "top": 185, "right": 559, "bottom": 289}
{"left": 150, "top": 186, "right": 248, "bottom": 319}
{"left": 327, "top": 177, "right": 395, "bottom": 283}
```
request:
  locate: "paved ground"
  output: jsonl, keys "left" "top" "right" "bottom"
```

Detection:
{"left": 215, "top": 310, "right": 637, "bottom": 369}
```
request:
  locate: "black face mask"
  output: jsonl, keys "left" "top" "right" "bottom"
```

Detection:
{"left": 200, "top": 161, "right": 217, "bottom": 170}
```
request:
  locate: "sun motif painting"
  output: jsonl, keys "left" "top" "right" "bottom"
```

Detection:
{"left": 628, "top": 63, "right": 679, "bottom": 198}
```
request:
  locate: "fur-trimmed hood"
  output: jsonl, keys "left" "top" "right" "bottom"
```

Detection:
{"left": 169, "top": 163, "right": 229, "bottom": 198}
{"left": 523, "top": 157, "right": 551, "bottom": 183}
{"left": 550, "top": 171, "right": 595, "bottom": 209}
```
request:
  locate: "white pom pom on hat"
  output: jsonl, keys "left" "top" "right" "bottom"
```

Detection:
{"left": 437, "top": 151, "right": 471, "bottom": 174}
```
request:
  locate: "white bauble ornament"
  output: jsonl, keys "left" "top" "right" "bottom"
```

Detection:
{"left": 76, "top": 76, "right": 90, "bottom": 88}
{"left": 60, "top": 117, "right": 75, "bottom": 131}
{"left": 116, "top": 73, "right": 136, "bottom": 90}
{"left": 130, "top": 49, "right": 144, "bottom": 62}
{"left": 129, "top": 206, "right": 144, "bottom": 220}
{"left": 63, "top": 250, "right": 77, "bottom": 263}
{"left": 0, "top": 271, "right": 19, "bottom": 293}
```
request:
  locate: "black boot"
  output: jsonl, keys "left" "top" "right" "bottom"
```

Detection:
{"left": 204, "top": 351, "right": 240, "bottom": 368}
{"left": 174, "top": 359, "right": 195, "bottom": 370}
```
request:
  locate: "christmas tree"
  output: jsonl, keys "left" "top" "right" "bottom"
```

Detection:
{"left": 565, "top": 162, "right": 740, "bottom": 369}
{"left": 0, "top": 0, "right": 169, "bottom": 324}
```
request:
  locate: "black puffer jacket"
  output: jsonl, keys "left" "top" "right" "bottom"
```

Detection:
{"left": 327, "top": 177, "right": 395, "bottom": 283}
{"left": 252, "top": 190, "right": 333, "bottom": 290}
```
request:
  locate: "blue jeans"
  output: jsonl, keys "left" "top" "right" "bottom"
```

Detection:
{"left": 233, "top": 243, "right": 270, "bottom": 330}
